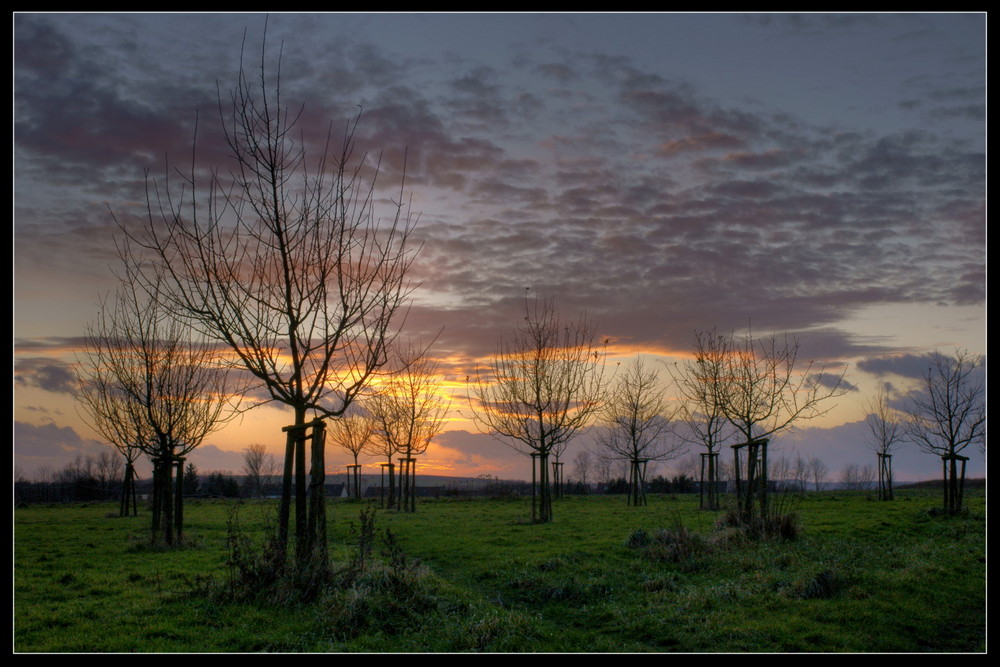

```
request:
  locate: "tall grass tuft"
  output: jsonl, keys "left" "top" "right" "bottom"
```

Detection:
{"left": 716, "top": 491, "right": 803, "bottom": 542}
{"left": 627, "top": 516, "right": 713, "bottom": 569}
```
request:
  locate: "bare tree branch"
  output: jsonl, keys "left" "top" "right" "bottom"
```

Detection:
{"left": 76, "top": 276, "right": 236, "bottom": 541}
{"left": 595, "top": 357, "right": 684, "bottom": 506}
{"left": 904, "top": 349, "right": 985, "bottom": 512}
{"left": 367, "top": 342, "right": 451, "bottom": 512}
{"left": 113, "top": 27, "right": 419, "bottom": 562}
{"left": 470, "top": 295, "right": 605, "bottom": 522}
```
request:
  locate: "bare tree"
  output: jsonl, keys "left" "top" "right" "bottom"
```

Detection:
{"left": 904, "top": 350, "right": 985, "bottom": 513}
{"left": 119, "top": 29, "right": 417, "bottom": 565}
{"left": 864, "top": 383, "right": 905, "bottom": 500}
{"left": 471, "top": 296, "right": 605, "bottom": 523}
{"left": 571, "top": 449, "right": 593, "bottom": 488}
{"left": 769, "top": 454, "right": 792, "bottom": 490}
{"left": 698, "top": 328, "right": 847, "bottom": 520}
{"left": 790, "top": 453, "right": 809, "bottom": 493}
{"left": 363, "top": 397, "right": 400, "bottom": 510}
{"left": 75, "top": 352, "right": 144, "bottom": 517}
{"left": 328, "top": 409, "right": 377, "bottom": 500}
{"left": 808, "top": 457, "right": 829, "bottom": 492}
{"left": 671, "top": 330, "right": 736, "bottom": 509}
{"left": 595, "top": 357, "right": 684, "bottom": 506}
{"left": 840, "top": 463, "right": 875, "bottom": 491}
{"left": 367, "top": 344, "right": 451, "bottom": 512}
{"left": 242, "top": 444, "right": 279, "bottom": 498}
{"left": 76, "top": 279, "right": 234, "bottom": 543}
{"left": 593, "top": 455, "right": 614, "bottom": 488}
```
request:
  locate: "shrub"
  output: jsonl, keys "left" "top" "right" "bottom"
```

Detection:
{"left": 792, "top": 569, "right": 842, "bottom": 599}
{"left": 624, "top": 528, "right": 650, "bottom": 548}
{"left": 716, "top": 506, "right": 801, "bottom": 541}
{"left": 646, "top": 523, "right": 711, "bottom": 566}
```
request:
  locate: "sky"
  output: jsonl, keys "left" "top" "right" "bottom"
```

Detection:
{"left": 14, "top": 12, "right": 986, "bottom": 484}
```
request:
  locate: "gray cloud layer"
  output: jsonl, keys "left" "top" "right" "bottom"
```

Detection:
{"left": 15, "top": 14, "right": 985, "bottom": 366}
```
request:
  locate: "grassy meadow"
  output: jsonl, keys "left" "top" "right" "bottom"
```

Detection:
{"left": 14, "top": 488, "right": 985, "bottom": 653}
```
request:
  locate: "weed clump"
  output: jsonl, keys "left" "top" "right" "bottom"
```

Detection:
{"left": 792, "top": 569, "right": 842, "bottom": 599}
{"left": 203, "top": 504, "right": 461, "bottom": 645}
{"left": 624, "top": 528, "right": 651, "bottom": 548}
{"left": 646, "top": 525, "right": 711, "bottom": 564}
{"left": 716, "top": 507, "right": 801, "bottom": 541}
{"left": 452, "top": 608, "right": 539, "bottom": 652}
{"left": 627, "top": 519, "right": 713, "bottom": 570}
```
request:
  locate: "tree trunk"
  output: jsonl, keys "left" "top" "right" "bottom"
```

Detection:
{"left": 294, "top": 425, "right": 307, "bottom": 564}
{"left": 161, "top": 453, "right": 174, "bottom": 546}
{"left": 537, "top": 452, "right": 552, "bottom": 522}
{"left": 278, "top": 426, "right": 295, "bottom": 558}
{"left": 120, "top": 462, "right": 137, "bottom": 517}
{"left": 150, "top": 458, "right": 162, "bottom": 541}
{"left": 308, "top": 420, "right": 327, "bottom": 564}
{"left": 174, "top": 458, "right": 184, "bottom": 543}
{"left": 387, "top": 461, "right": 396, "bottom": 510}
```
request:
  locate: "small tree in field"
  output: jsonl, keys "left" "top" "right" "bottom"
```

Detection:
{"left": 808, "top": 457, "right": 829, "bottom": 492}
{"left": 571, "top": 450, "right": 593, "bottom": 489}
{"left": 76, "top": 278, "right": 234, "bottom": 543}
{"left": 595, "top": 357, "right": 684, "bottom": 506}
{"left": 367, "top": 344, "right": 451, "bottom": 513}
{"left": 695, "top": 328, "right": 847, "bottom": 524}
{"left": 75, "top": 369, "right": 143, "bottom": 517}
{"left": 329, "top": 410, "right": 377, "bottom": 501}
{"left": 119, "top": 27, "right": 417, "bottom": 568}
{"left": 671, "top": 329, "right": 735, "bottom": 510}
{"left": 904, "top": 350, "right": 984, "bottom": 513}
{"left": 840, "top": 463, "right": 875, "bottom": 491}
{"left": 242, "top": 444, "right": 279, "bottom": 498}
{"left": 864, "top": 383, "right": 904, "bottom": 500}
{"left": 471, "top": 296, "right": 605, "bottom": 523}
{"left": 183, "top": 462, "right": 200, "bottom": 495}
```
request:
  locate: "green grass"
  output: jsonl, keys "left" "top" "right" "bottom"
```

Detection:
{"left": 14, "top": 489, "right": 985, "bottom": 652}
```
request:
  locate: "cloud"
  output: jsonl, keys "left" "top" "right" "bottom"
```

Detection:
{"left": 812, "top": 372, "right": 858, "bottom": 393}
{"left": 15, "top": 14, "right": 984, "bottom": 380}
{"left": 186, "top": 444, "right": 247, "bottom": 475}
{"left": 856, "top": 353, "right": 940, "bottom": 380}
{"left": 14, "top": 420, "right": 111, "bottom": 478}
{"left": 855, "top": 351, "right": 986, "bottom": 384}
{"left": 14, "top": 357, "right": 77, "bottom": 394}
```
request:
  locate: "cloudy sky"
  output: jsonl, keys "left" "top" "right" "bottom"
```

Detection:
{"left": 14, "top": 12, "right": 985, "bottom": 483}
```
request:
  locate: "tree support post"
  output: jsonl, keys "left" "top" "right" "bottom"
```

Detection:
{"left": 700, "top": 451, "right": 719, "bottom": 510}
{"left": 551, "top": 460, "right": 564, "bottom": 500}
{"left": 282, "top": 418, "right": 327, "bottom": 566}
{"left": 876, "top": 453, "right": 894, "bottom": 501}
{"left": 731, "top": 438, "right": 769, "bottom": 520}
{"left": 347, "top": 464, "right": 362, "bottom": 500}
{"left": 174, "top": 456, "right": 186, "bottom": 543}
{"left": 379, "top": 462, "right": 395, "bottom": 509}
{"left": 531, "top": 453, "right": 540, "bottom": 523}
{"left": 941, "top": 453, "right": 969, "bottom": 513}
{"left": 397, "top": 456, "right": 418, "bottom": 512}
{"left": 628, "top": 458, "right": 649, "bottom": 506}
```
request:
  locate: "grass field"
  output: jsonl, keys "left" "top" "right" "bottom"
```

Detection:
{"left": 14, "top": 489, "right": 986, "bottom": 652}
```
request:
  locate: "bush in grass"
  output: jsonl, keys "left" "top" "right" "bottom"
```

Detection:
{"left": 628, "top": 520, "right": 713, "bottom": 568}
{"left": 208, "top": 503, "right": 460, "bottom": 645}
{"left": 647, "top": 524, "right": 712, "bottom": 565}
{"left": 320, "top": 561, "right": 442, "bottom": 640}
{"left": 716, "top": 506, "right": 801, "bottom": 541}
{"left": 220, "top": 510, "right": 325, "bottom": 605}
{"left": 790, "top": 569, "right": 842, "bottom": 599}
{"left": 454, "top": 608, "right": 538, "bottom": 652}
{"left": 624, "top": 528, "right": 651, "bottom": 548}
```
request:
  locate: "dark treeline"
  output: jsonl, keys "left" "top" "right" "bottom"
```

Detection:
{"left": 15, "top": 454, "right": 246, "bottom": 506}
